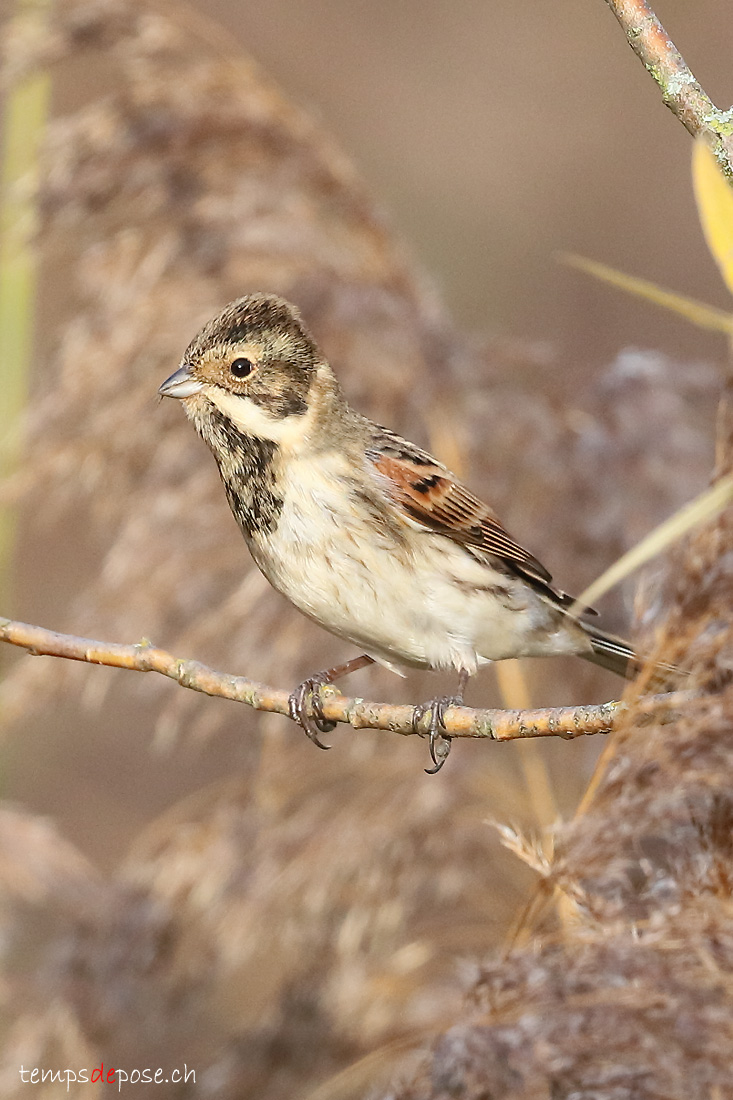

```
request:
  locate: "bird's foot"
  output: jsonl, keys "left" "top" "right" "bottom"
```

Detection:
{"left": 288, "top": 674, "right": 337, "bottom": 750}
{"left": 288, "top": 655, "right": 374, "bottom": 752}
{"left": 412, "top": 695, "right": 461, "bottom": 774}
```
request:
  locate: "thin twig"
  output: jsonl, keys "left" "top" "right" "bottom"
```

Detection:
{"left": 604, "top": 0, "right": 733, "bottom": 178}
{"left": 0, "top": 616, "right": 686, "bottom": 742}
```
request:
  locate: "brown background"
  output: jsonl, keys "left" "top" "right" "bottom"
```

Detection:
{"left": 0, "top": 4, "right": 731, "bottom": 1094}
{"left": 224, "top": 0, "right": 731, "bottom": 367}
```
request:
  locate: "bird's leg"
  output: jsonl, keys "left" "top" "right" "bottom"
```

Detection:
{"left": 289, "top": 654, "right": 375, "bottom": 749}
{"left": 412, "top": 668, "right": 470, "bottom": 774}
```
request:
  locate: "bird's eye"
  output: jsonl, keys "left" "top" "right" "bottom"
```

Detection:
{"left": 230, "top": 357, "right": 254, "bottom": 379}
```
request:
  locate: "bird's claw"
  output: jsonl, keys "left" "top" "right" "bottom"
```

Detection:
{"left": 412, "top": 696, "right": 460, "bottom": 773}
{"left": 288, "top": 676, "right": 337, "bottom": 749}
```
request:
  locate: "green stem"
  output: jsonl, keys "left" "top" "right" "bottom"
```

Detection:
{"left": 0, "top": 0, "right": 52, "bottom": 609}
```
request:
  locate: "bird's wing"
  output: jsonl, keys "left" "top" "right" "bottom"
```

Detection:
{"left": 366, "top": 426, "right": 581, "bottom": 609}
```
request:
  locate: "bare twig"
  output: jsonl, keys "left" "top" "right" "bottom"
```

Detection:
{"left": 0, "top": 616, "right": 688, "bottom": 743}
{"left": 605, "top": 0, "right": 733, "bottom": 178}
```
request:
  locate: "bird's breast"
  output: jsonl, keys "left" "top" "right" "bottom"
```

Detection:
{"left": 229, "top": 449, "right": 583, "bottom": 673}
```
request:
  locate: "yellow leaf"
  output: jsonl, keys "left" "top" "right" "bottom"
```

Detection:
{"left": 692, "top": 138, "right": 733, "bottom": 297}
{"left": 558, "top": 252, "right": 733, "bottom": 334}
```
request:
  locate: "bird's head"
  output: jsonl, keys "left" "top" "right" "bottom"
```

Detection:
{"left": 159, "top": 294, "right": 341, "bottom": 447}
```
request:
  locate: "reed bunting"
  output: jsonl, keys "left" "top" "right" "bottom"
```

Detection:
{"left": 160, "top": 294, "right": 638, "bottom": 771}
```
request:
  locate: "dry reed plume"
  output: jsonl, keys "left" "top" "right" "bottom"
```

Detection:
{"left": 390, "top": 397, "right": 733, "bottom": 1097}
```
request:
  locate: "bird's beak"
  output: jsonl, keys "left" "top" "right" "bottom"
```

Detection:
{"left": 158, "top": 365, "right": 204, "bottom": 399}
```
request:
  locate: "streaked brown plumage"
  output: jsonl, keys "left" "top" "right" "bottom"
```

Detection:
{"left": 160, "top": 294, "right": 638, "bottom": 770}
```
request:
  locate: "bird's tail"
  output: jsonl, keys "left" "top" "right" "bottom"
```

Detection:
{"left": 580, "top": 623, "right": 682, "bottom": 687}
{"left": 579, "top": 622, "right": 639, "bottom": 679}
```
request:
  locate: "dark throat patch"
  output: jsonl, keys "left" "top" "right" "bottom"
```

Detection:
{"left": 201, "top": 408, "right": 283, "bottom": 539}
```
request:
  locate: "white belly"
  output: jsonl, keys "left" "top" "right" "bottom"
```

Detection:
{"left": 249, "top": 454, "right": 586, "bottom": 673}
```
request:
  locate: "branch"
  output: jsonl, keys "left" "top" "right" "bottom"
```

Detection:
{"left": 605, "top": 0, "right": 733, "bottom": 178}
{"left": 0, "top": 616, "right": 685, "bottom": 743}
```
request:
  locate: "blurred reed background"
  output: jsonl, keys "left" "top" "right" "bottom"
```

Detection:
{"left": 0, "top": 1, "right": 728, "bottom": 1097}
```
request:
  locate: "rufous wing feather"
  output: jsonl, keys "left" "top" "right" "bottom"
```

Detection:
{"left": 366, "top": 427, "right": 583, "bottom": 609}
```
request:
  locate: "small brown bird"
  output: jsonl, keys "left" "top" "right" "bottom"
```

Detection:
{"left": 160, "top": 294, "right": 637, "bottom": 771}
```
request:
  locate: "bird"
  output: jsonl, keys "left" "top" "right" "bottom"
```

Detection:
{"left": 159, "top": 293, "right": 639, "bottom": 772}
